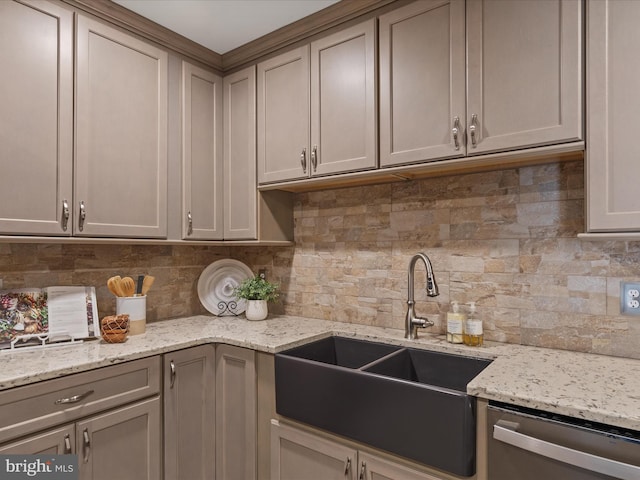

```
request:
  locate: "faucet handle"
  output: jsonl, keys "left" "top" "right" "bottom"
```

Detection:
{"left": 412, "top": 317, "right": 432, "bottom": 329}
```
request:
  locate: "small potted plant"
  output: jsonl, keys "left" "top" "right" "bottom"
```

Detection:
{"left": 234, "top": 275, "right": 279, "bottom": 321}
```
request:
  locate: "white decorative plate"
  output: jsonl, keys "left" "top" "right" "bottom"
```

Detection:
{"left": 197, "top": 259, "right": 254, "bottom": 316}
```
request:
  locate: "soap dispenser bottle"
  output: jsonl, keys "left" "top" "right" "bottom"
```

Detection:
{"left": 446, "top": 301, "right": 465, "bottom": 344}
{"left": 463, "top": 302, "right": 483, "bottom": 347}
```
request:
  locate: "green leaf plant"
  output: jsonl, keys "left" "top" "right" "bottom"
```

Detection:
{"left": 233, "top": 275, "right": 280, "bottom": 302}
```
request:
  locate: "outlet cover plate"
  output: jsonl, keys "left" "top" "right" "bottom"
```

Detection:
{"left": 620, "top": 282, "right": 640, "bottom": 316}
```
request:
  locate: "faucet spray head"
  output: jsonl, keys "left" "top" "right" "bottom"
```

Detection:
{"left": 426, "top": 274, "right": 439, "bottom": 297}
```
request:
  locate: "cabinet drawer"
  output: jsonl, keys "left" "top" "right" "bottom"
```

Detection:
{"left": 0, "top": 356, "right": 161, "bottom": 443}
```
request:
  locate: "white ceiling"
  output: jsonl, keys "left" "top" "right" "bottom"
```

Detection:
{"left": 113, "top": 0, "right": 340, "bottom": 54}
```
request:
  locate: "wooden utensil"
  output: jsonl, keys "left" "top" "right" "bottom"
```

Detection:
{"left": 120, "top": 277, "right": 136, "bottom": 297}
{"left": 108, "top": 275, "right": 128, "bottom": 297}
{"left": 107, "top": 276, "right": 120, "bottom": 297}
{"left": 141, "top": 275, "right": 155, "bottom": 295}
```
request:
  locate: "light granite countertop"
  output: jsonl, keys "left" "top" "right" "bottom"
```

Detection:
{"left": 1, "top": 314, "right": 639, "bottom": 432}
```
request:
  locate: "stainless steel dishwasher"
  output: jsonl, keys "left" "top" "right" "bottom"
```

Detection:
{"left": 487, "top": 402, "right": 640, "bottom": 479}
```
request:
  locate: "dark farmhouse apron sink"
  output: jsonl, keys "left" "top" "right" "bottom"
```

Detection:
{"left": 275, "top": 336, "right": 492, "bottom": 477}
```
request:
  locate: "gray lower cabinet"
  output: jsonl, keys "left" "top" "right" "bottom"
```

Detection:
{"left": 0, "top": 399, "right": 161, "bottom": 480}
{"left": 0, "top": 345, "right": 260, "bottom": 480}
{"left": 216, "top": 344, "right": 257, "bottom": 479}
{"left": 163, "top": 345, "right": 216, "bottom": 480}
{"left": 271, "top": 420, "right": 357, "bottom": 480}
{"left": 0, "top": 425, "right": 75, "bottom": 455}
{"left": 0, "top": 357, "right": 162, "bottom": 480}
{"left": 76, "top": 398, "right": 161, "bottom": 480}
{"left": 163, "top": 344, "right": 258, "bottom": 479}
{"left": 271, "top": 421, "right": 442, "bottom": 480}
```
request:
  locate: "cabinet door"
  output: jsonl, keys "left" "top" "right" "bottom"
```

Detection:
{"left": 358, "top": 452, "right": 441, "bottom": 480}
{"left": 379, "top": 0, "right": 466, "bottom": 167}
{"left": 271, "top": 421, "right": 357, "bottom": 480}
{"left": 586, "top": 0, "right": 640, "bottom": 232}
{"left": 0, "top": 0, "right": 73, "bottom": 236}
{"left": 257, "top": 46, "right": 311, "bottom": 184}
{"left": 75, "top": 15, "right": 168, "bottom": 238}
{"left": 77, "top": 397, "right": 161, "bottom": 480}
{"left": 223, "top": 66, "right": 257, "bottom": 239}
{"left": 216, "top": 344, "right": 257, "bottom": 479}
{"left": 0, "top": 425, "right": 75, "bottom": 455}
{"left": 164, "top": 345, "right": 215, "bottom": 480}
{"left": 466, "top": 0, "right": 582, "bottom": 155}
{"left": 182, "top": 62, "right": 223, "bottom": 240}
{"left": 311, "top": 19, "right": 377, "bottom": 176}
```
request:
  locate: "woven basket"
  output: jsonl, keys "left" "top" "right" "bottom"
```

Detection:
{"left": 100, "top": 314, "right": 130, "bottom": 343}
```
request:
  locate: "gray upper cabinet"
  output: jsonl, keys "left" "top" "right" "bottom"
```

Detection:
{"left": 182, "top": 62, "right": 223, "bottom": 240}
{"left": 224, "top": 65, "right": 294, "bottom": 242}
{"left": 379, "top": 0, "right": 466, "bottom": 167}
{"left": 0, "top": 0, "right": 73, "bottom": 235}
{"left": 466, "top": 0, "right": 583, "bottom": 155}
{"left": 75, "top": 15, "right": 168, "bottom": 238}
{"left": 257, "top": 19, "right": 376, "bottom": 184}
{"left": 585, "top": 0, "right": 640, "bottom": 233}
{"left": 223, "top": 66, "right": 258, "bottom": 239}
{"left": 257, "top": 46, "right": 310, "bottom": 184}
{"left": 380, "top": 0, "right": 582, "bottom": 169}
{"left": 310, "top": 19, "right": 377, "bottom": 176}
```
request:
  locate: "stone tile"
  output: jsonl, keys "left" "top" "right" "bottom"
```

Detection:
{"left": 2, "top": 160, "right": 640, "bottom": 358}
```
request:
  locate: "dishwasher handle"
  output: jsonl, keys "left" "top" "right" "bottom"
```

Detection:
{"left": 494, "top": 422, "right": 640, "bottom": 480}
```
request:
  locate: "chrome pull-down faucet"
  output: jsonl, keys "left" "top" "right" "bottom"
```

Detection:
{"left": 405, "top": 253, "right": 439, "bottom": 339}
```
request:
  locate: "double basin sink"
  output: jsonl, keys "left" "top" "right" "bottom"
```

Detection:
{"left": 275, "top": 336, "right": 492, "bottom": 477}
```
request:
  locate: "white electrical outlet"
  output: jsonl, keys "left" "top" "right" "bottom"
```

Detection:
{"left": 620, "top": 282, "right": 640, "bottom": 315}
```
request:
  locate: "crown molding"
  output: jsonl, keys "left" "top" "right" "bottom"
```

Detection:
{"left": 60, "top": 0, "right": 399, "bottom": 73}
{"left": 61, "top": 0, "right": 224, "bottom": 71}
{"left": 221, "top": 0, "right": 396, "bottom": 71}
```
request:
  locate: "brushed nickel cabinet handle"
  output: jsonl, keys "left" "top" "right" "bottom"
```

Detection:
{"left": 54, "top": 389, "right": 94, "bottom": 405}
{"left": 61, "top": 199, "right": 70, "bottom": 231}
{"left": 300, "top": 148, "right": 307, "bottom": 174}
{"left": 170, "top": 360, "right": 176, "bottom": 388}
{"left": 78, "top": 201, "right": 86, "bottom": 232}
{"left": 469, "top": 113, "right": 478, "bottom": 148}
{"left": 64, "top": 434, "right": 72, "bottom": 454}
{"left": 187, "top": 211, "right": 193, "bottom": 236}
{"left": 344, "top": 457, "right": 351, "bottom": 475}
{"left": 452, "top": 116, "right": 461, "bottom": 150}
{"left": 311, "top": 145, "right": 318, "bottom": 172}
{"left": 359, "top": 461, "right": 366, "bottom": 480}
{"left": 82, "top": 429, "right": 91, "bottom": 463}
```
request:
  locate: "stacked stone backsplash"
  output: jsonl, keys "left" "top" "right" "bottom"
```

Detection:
{"left": 1, "top": 160, "right": 639, "bottom": 359}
